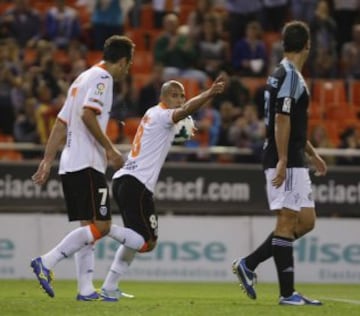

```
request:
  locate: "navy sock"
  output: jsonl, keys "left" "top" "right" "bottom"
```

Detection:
{"left": 245, "top": 232, "right": 273, "bottom": 271}
{"left": 272, "top": 235, "right": 294, "bottom": 298}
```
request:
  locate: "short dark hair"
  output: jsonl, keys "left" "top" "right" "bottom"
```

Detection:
{"left": 103, "top": 35, "right": 135, "bottom": 63}
{"left": 282, "top": 21, "right": 310, "bottom": 53}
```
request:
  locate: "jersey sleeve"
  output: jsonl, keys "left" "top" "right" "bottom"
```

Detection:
{"left": 158, "top": 108, "right": 176, "bottom": 128}
{"left": 57, "top": 100, "right": 70, "bottom": 124}
{"left": 275, "top": 69, "right": 300, "bottom": 116}
{"left": 83, "top": 75, "right": 110, "bottom": 114}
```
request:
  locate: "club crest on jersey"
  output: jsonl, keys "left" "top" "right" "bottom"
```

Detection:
{"left": 282, "top": 97, "right": 291, "bottom": 113}
{"left": 99, "top": 206, "right": 108, "bottom": 216}
{"left": 95, "top": 83, "right": 105, "bottom": 95}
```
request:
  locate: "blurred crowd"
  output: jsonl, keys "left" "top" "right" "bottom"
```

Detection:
{"left": 0, "top": 0, "right": 360, "bottom": 165}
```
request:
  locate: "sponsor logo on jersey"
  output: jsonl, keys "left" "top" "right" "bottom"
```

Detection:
{"left": 282, "top": 97, "right": 291, "bottom": 113}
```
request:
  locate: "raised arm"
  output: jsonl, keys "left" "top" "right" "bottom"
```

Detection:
{"left": 172, "top": 76, "right": 226, "bottom": 123}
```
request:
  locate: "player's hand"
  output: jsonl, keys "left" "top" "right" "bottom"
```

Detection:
{"left": 272, "top": 159, "right": 287, "bottom": 188}
{"left": 107, "top": 146, "right": 124, "bottom": 170}
{"left": 210, "top": 75, "right": 226, "bottom": 95}
{"left": 32, "top": 159, "right": 52, "bottom": 185}
{"left": 310, "top": 154, "right": 327, "bottom": 176}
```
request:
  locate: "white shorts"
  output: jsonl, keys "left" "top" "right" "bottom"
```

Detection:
{"left": 265, "top": 168, "right": 315, "bottom": 211}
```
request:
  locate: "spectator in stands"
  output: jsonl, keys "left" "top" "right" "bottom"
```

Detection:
{"left": 154, "top": 13, "right": 208, "bottom": 86}
{"left": 44, "top": 0, "right": 81, "bottom": 49}
{"left": 0, "top": 40, "right": 22, "bottom": 135}
{"left": 309, "top": 0, "right": 338, "bottom": 78}
{"left": 1, "top": 0, "right": 41, "bottom": 48}
{"left": 111, "top": 74, "right": 139, "bottom": 121}
{"left": 34, "top": 82, "right": 61, "bottom": 144}
{"left": 187, "top": 0, "right": 216, "bottom": 40}
{"left": 268, "top": 39, "right": 283, "bottom": 74}
{"left": 225, "top": 0, "right": 263, "bottom": 48}
{"left": 31, "top": 54, "right": 64, "bottom": 101}
{"left": 216, "top": 100, "right": 238, "bottom": 163}
{"left": 341, "top": 23, "right": 360, "bottom": 80}
{"left": 152, "top": 0, "right": 180, "bottom": 29}
{"left": 187, "top": 101, "right": 221, "bottom": 161}
{"left": 263, "top": 0, "right": 289, "bottom": 32}
{"left": 89, "top": 0, "right": 125, "bottom": 50}
{"left": 212, "top": 71, "right": 250, "bottom": 111}
{"left": 232, "top": 21, "right": 268, "bottom": 77}
{"left": 217, "top": 100, "right": 237, "bottom": 146}
{"left": 333, "top": 0, "right": 360, "bottom": 53}
{"left": 290, "top": 0, "right": 317, "bottom": 24}
{"left": 66, "top": 41, "right": 88, "bottom": 82}
{"left": 228, "top": 103, "right": 265, "bottom": 162}
{"left": 13, "top": 97, "right": 40, "bottom": 158}
{"left": 197, "top": 13, "right": 231, "bottom": 80}
{"left": 138, "top": 63, "right": 165, "bottom": 116}
{"left": 336, "top": 127, "right": 360, "bottom": 166}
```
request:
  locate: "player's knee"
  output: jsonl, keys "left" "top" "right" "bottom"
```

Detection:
{"left": 138, "top": 239, "right": 157, "bottom": 253}
{"left": 90, "top": 222, "right": 111, "bottom": 240}
{"left": 302, "top": 221, "right": 315, "bottom": 234}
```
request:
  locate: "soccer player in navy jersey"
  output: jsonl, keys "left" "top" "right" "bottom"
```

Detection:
{"left": 232, "top": 21, "right": 327, "bottom": 306}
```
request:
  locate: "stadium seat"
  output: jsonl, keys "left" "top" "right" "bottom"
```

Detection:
{"left": 263, "top": 31, "right": 281, "bottom": 55}
{"left": 177, "top": 78, "right": 201, "bottom": 99}
{"left": 323, "top": 120, "right": 341, "bottom": 146}
{"left": 312, "top": 80, "right": 347, "bottom": 107}
{"left": 326, "top": 102, "right": 357, "bottom": 120}
{"left": 241, "top": 77, "right": 266, "bottom": 99}
{"left": 132, "top": 73, "right": 151, "bottom": 91}
{"left": 348, "top": 80, "right": 360, "bottom": 109}
{"left": 0, "top": 134, "right": 23, "bottom": 161}
{"left": 308, "top": 101, "right": 324, "bottom": 120}
{"left": 123, "top": 117, "right": 141, "bottom": 143}
{"left": 53, "top": 49, "right": 70, "bottom": 67}
{"left": 140, "top": 5, "right": 154, "bottom": 29}
{"left": 86, "top": 50, "right": 103, "bottom": 66}
{"left": 131, "top": 51, "right": 153, "bottom": 74}
{"left": 106, "top": 118, "right": 121, "bottom": 143}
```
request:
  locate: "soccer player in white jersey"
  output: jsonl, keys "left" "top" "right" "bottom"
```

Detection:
{"left": 99, "top": 76, "right": 226, "bottom": 299}
{"left": 30, "top": 36, "right": 135, "bottom": 301}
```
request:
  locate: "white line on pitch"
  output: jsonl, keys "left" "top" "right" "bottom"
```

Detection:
{"left": 322, "top": 297, "right": 360, "bottom": 305}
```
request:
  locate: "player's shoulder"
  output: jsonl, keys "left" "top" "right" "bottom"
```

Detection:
{"left": 86, "top": 66, "right": 111, "bottom": 81}
{"left": 272, "top": 60, "right": 299, "bottom": 84}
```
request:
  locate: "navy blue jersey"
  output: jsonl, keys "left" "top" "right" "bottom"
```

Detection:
{"left": 262, "top": 59, "right": 310, "bottom": 168}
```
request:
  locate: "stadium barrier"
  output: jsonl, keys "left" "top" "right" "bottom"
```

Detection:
{"left": 0, "top": 159, "right": 359, "bottom": 217}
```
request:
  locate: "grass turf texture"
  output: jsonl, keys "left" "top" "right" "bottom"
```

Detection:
{"left": 1, "top": 280, "right": 359, "bottom": 316}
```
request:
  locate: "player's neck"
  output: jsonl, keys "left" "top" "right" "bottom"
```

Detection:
{"left": 284, "top": 53, "right": 306, "bottom": 72}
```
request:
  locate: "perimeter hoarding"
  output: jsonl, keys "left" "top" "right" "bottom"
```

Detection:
{"left": 0, "top": 215, "right": 359, "bottom": 284}
{"left": 0, "top": 162, "right": 359, "bottom": 216}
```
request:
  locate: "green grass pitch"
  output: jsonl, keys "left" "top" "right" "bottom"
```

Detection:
{"left": 1, "top": 280, "right": 359, "bottom": 316}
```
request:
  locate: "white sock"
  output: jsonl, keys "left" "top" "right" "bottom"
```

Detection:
{"left": 42, "top": 226, "right": 94, "bottom": 269}
{"left": 102, "top": 245, "right": 136, "bottom": 291}
{"left": 75, "top": 243, "right": 95, "bottom": 296}
{"left": 108, "top": 224, "right": 145, "bottom": 250}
